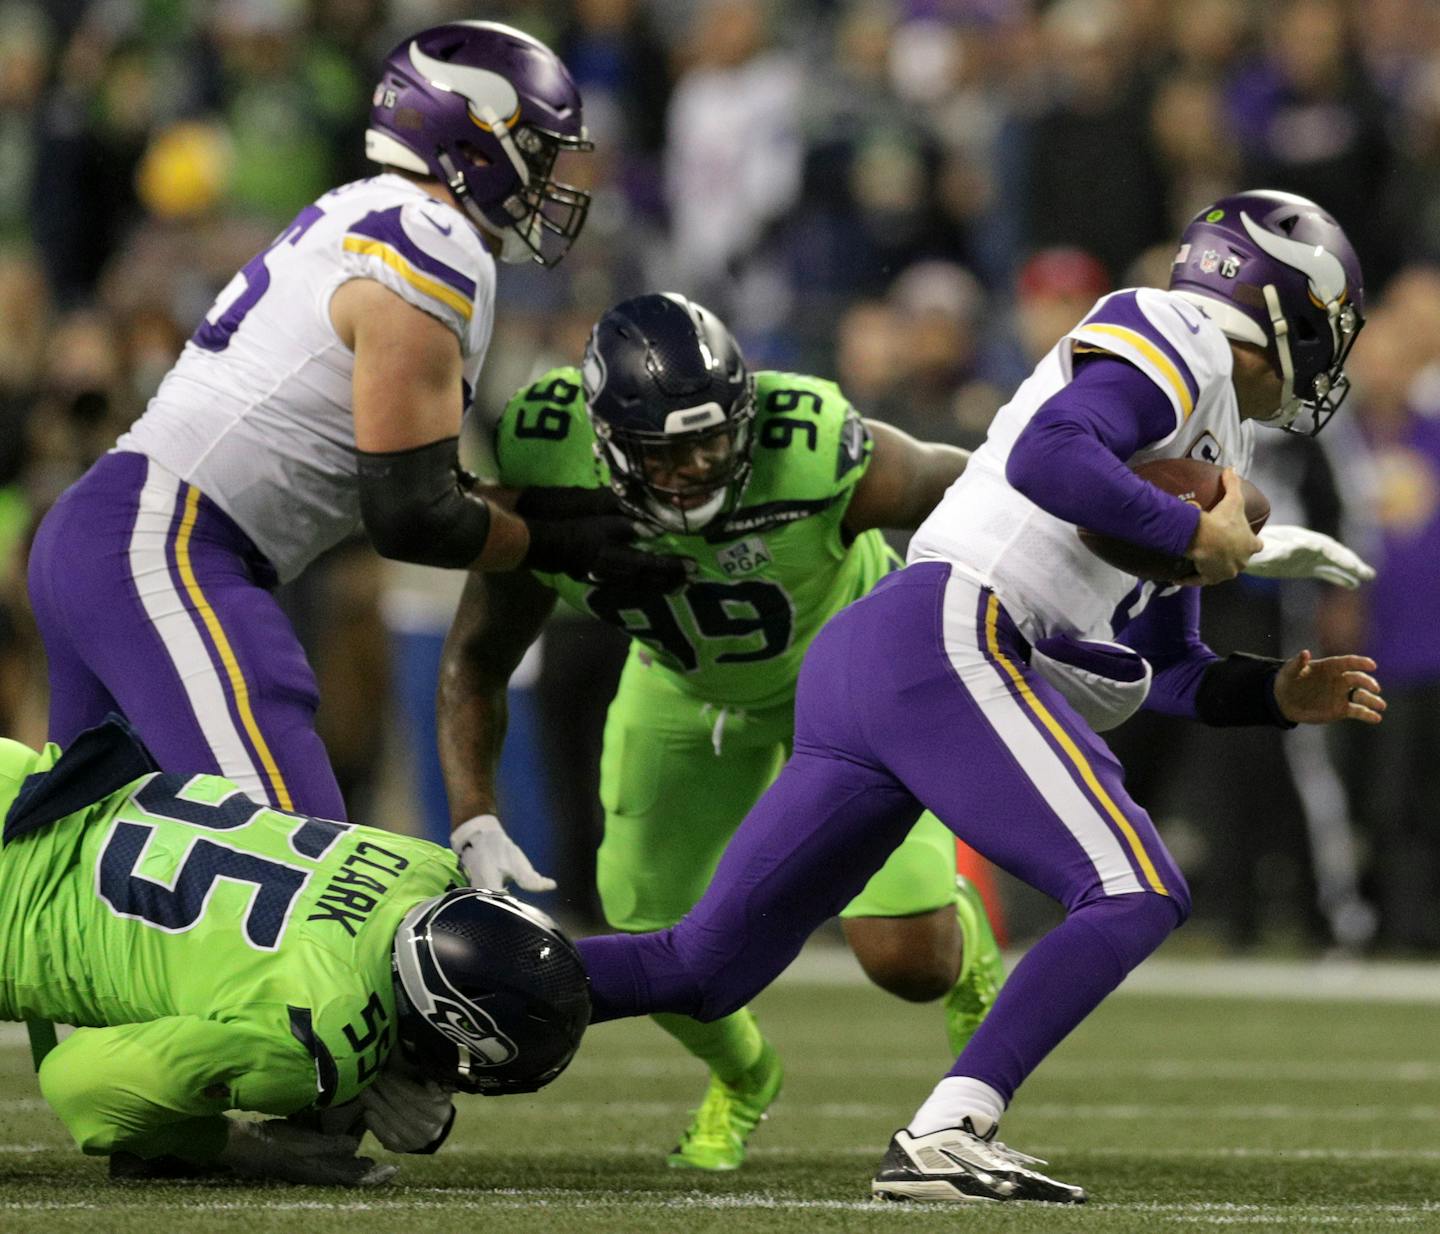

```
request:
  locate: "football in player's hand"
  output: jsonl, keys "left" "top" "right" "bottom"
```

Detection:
{"left": 1078, "top": 458, "right": 1270, "bottom": 582}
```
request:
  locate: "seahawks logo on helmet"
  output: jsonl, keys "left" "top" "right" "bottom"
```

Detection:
{"left": 391, "top": 888, "right": 590, "bottom": 1095}
{"left": 425, "top": 994, "right": 518, "bottom": 1067}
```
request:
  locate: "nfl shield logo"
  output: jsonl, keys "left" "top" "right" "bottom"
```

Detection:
{"left": 1199, "top": 250, "right": 1220, "bottom": 274}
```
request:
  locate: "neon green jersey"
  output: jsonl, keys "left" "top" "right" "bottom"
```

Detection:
{"left": 496, "top": 368, "right": 898, "bottom": 709}
{"left": 0, "top": 739, "right": 460, "bottom": 1159}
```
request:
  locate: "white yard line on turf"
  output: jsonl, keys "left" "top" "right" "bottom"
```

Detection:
{"left": 1, "top": 1196, "right": 1438, "bottom": 1222}
{"left": 14, "top": 1142, "right": 1440, "bottom": 1162}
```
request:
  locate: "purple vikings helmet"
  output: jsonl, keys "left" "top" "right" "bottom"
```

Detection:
{"left": 365, "top": 21, "right": 592, "bottom": 267}
{"left": 1169, "top": 190, "right": 1365, "bottom": 433}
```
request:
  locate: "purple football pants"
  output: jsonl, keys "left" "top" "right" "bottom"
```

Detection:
{"left": 579, "top": 561, "right": 1191, "bottom": 1102}
{"left": 27, "top": 450, "right": 344, "bottom": 818}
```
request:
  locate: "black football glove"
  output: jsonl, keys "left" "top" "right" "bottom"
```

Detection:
{"left": 522, "top": 516, "right": 693, "bottom": 592}
{"left": 514, "top": 485, "right": 630, "bottom": 521}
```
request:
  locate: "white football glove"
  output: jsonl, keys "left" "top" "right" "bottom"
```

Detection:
{"left": 451, "top": 813, "right": 556, "bottom": 892}
{"left": 360, "top": 1062, "right": 456, "bottom": 1154}
{"left": 1244, "top": 524, "right": 1376, "bottom": 589}
{"left": 218, "top": 1116, "right": 397, "bottom": 1186}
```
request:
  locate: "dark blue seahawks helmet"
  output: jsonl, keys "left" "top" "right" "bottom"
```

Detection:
{"left": 392, "top": 888, "right": 590, "bottom": 1095}
{"left": 582, "top": 293, "right": 756, "bottom": 534}
{"left": 365, "top": 21, "right": 592, "bottom": 266}
{"left": 1169, "top": 190, "right": 1365, "bottom": 434}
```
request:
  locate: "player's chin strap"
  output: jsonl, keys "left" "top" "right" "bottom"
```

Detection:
{"left": 434, "top": 140, "right": 538, "bottom": 266}
{"left": 1260, "top": 283, "right": 1305, "bottom": 429}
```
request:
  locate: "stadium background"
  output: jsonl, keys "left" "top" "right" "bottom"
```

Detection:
{"left": 0, "top": 0, "right": 1437, "bottom": 960}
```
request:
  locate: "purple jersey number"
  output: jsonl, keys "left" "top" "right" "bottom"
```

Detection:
{"left": 192, "top": 204, "right": 326, "bottom": 353}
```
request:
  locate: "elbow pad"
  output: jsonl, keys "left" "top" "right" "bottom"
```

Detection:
{"left": 357, "top": 437, "right": 491, "bottom": 568}
{"left": 1194, "top": 653, "right": 1295, "bottom": 728}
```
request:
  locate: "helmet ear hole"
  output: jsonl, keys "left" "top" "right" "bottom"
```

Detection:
{"left": 1293, "top": 317, "right": 1318, "bottom": 343}
{"left": 457, "top": 142, "right": 492, "bottom": 169}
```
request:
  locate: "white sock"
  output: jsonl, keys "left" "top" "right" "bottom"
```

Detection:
{"left": 907, "top": 1076, "right": 1007, "bottom": 1138}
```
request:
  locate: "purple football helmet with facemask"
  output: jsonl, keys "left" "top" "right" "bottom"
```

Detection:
{"left": 1169, "top": 190, "right": 1365, "bottom": 434}
{"left": 365, "top": 21, "right": 592, "bottom": 267}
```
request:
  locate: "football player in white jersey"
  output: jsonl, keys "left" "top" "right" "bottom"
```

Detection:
{"left": 27, "top": 21, "right": 682, "bottom": 825}
{"left": 567, "top": 191, "right": 1386, "bottom": 1203}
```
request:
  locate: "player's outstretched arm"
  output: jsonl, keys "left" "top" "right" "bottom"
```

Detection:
{"left": 438, "top": 569, "right": 558, "bottom": 890}
{"left": 1273, "top": 650, "right": 1385, "bottom": 725}
{"left": 842, "top": 420, "right": 969, "bottom": 535}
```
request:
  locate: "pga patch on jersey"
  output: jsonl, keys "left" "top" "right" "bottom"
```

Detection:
{"left": 716, "top": 536, "right": 773, "bottom": 577}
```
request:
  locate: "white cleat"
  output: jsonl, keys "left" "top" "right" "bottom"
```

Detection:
{"left": 871, "top": 1119, "right": 1087, "bottom": 1205}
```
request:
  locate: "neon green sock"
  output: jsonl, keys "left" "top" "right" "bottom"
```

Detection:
{"left": 652, "top": 1007, "right": 765, "bottom": 1086}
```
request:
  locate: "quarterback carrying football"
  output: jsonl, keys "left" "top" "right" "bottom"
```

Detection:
{"left": 570, "top": 191, "right": 1386, "bottom": 1203}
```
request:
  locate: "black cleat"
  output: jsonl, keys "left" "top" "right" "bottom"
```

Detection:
{"left": 871, "top": 1119, "right": 1087, "bottom": 1205}
{"left": 108, "top": 1152, "right": 223, "bottom": 1181}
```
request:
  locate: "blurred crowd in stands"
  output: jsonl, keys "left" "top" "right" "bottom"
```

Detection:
{"left": 0, "top": 0, "right": 1437, "bottom": 953}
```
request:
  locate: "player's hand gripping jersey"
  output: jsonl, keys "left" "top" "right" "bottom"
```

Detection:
{"left": 496, "top": 368, "right": 890, "bottom": 709}
{"left": 117, "top": 174, "right": 497, "bottom": 584}
{"left": 0, "top": 730, "right": 460, "bottom": 1160}
{"left": 910, "top": 288, "right": 1254, "bottom": 643}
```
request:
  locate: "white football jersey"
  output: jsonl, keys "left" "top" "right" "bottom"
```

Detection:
{"left": 118, "top": 174, "right": 497, "bottom": 582}
{"left": 909, "top": 287, "right": 1255, "bottom": 642}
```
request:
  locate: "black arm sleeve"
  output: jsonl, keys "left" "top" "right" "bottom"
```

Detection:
{"left": 356, "top": 436, "right": 492, "bottom": 568}
{"left": 1193, "top": 653, "right": 1297, "bottom": 729}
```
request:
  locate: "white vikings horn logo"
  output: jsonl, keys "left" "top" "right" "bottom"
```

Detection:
{"left": 1240, "top": 211, "right": 1347, "bottom": 305}
{"left": 408, "top": 41, "right": 521, "bottom": 129}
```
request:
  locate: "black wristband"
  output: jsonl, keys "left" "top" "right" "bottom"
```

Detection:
{"left": 357, "top": 437, "right": 491, "bottom": 568}
{"left": 1194, "top": 653, "right": 1296, "bottom": 728}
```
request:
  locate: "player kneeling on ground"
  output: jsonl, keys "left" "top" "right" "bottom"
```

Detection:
{"left": 0, "top": 718, "right": 589, "bottom": 1185}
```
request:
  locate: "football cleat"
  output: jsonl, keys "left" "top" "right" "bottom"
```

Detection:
{"left": 666, "top": 1040, "right": 783, "bottom": 1171}
{"left": 871, "top": 1120, "right": 1087, "bottom": 1204}
{"left": 945, "top": 876, "right": 1006, "bottom": 1056}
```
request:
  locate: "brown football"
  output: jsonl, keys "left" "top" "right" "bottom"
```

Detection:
{"left": 1077, "top": 458, "right": 1270, "bottom": 582}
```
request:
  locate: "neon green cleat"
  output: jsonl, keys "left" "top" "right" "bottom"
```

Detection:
{"left": 666, "top": 1041, "right": 784, "bottom": 1171}
{"left": 945, "top": 875, "right": 1005, "bottom": 1056}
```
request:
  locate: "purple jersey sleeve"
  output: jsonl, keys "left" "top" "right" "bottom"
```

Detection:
{"left": 1114, "top": 585, "right": 1217, "bottom": 718}
{"left": 1005, "top": 356, "right": 1202, "bottom": 557}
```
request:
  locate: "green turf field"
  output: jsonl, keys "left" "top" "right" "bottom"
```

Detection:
{"left": 0, "top": 953, "right": 1436, "bottom": 1234}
